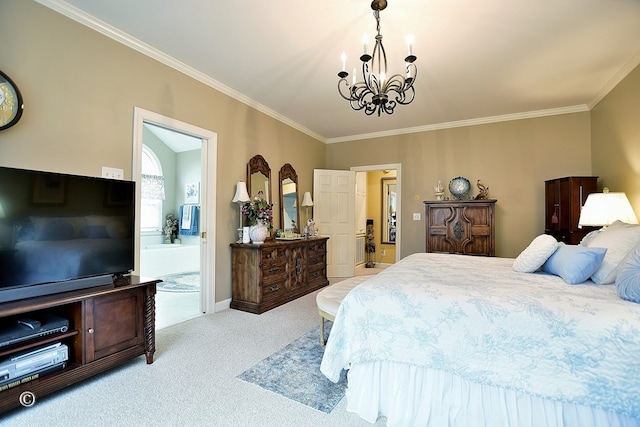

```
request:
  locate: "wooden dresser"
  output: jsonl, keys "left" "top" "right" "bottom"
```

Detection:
{"left": 424, "top": 199, "right": 497, "bottom": 256}
{"left": 230, "top": 237, "right": 329, "bottom": 314}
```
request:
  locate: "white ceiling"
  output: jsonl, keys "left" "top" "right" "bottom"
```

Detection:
{"left": 39, "top": 0, "right": 640, "bottom": 143}
{"left": 144, "top": 122, "right": 202, "bottom": 153}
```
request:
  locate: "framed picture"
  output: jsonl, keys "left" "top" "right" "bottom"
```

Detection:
{"left": 31, "top": 173, "right": 66, "bottom": 205}
{"left": 185, "top": 182, "right": 200, "bottom": 204}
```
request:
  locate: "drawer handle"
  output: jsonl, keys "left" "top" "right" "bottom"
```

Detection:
{"left": 269, "top": 267, "right": 280, "bottom": 274}
{"left": 88, "top": 328, "right": 95, "bottom": 334}
{"left": 310, "top": 272, "right": 319, "bottom": 278}
{"left": 269, "top": 284, "right": 280, "bottom": 292}
{"left": 311, "top": 258, "right": 320, "bottom": 263}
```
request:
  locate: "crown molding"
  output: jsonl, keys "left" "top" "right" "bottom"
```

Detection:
{"left": 588, "top": 49, "right": 640, "bottom": 109}
{"left": 326, "top": 105, "right": 590, "bottom": 144}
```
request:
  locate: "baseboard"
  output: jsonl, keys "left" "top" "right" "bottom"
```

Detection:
{"left": 215, "top": 298, "right": 231, "bottom": 312}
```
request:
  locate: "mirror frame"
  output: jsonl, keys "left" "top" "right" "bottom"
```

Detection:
{"left": 247, "top": 154, "right": 271, "bottom": 204}
{"left": 381, "top": 177, "right": 397, "bottom": 244}
{"left": 279, "top": 163, "right": 300, "bottom": 232}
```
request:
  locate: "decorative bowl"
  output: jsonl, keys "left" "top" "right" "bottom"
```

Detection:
{"left": 449, "top": 176, "right": 471, "bottom": 199}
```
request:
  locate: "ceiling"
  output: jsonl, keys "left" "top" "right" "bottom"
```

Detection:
{"left": 40, "top": 0, "right": 640, "bottom": 143}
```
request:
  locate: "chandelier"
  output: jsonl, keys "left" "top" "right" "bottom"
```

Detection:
{"left": 337, "top": 0, "right": 417, "bottom": 116}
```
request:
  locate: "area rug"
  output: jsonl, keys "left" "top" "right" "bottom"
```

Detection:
{"left": 157, "top": 271, "right": 200, "bottom": 292}
{"left": 237, "top": 325, "right": 347, "bottom": 413}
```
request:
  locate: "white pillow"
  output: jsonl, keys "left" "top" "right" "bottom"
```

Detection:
{"left": 587, "top": 221, "right": 640, "bottom": 284}
{"left": 513, "top": 234, "right": 559, "bottom": 273}
{"left": 579, "top": 229, "right": 603, "bottom": 246}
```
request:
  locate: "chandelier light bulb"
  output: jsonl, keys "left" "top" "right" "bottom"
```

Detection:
{"left": 406, "top": 35, "right": 414, "bottom": 56}
{"left": 362, "top": 34, "right": 369, "bottom": 55}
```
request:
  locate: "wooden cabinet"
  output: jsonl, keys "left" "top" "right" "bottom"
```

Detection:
{"left": 424, "top": 199, "right": 497, "bottom": 256}
{"left": 544, "top": 176, "right": 598, "bottom": 244}
{"left": 0, "top": 277, "right": 157, "bottom": 414}
{"left": 230, "top": 237, "right": 329, "bottom": 314}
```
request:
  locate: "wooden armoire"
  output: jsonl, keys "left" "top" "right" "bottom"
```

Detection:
{"left": 544, "top": 176, "right": 598, "bottom": 244}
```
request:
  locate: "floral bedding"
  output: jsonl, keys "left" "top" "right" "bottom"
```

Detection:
{"left": 320, "top": 252, "right": 640, "bottom": 417}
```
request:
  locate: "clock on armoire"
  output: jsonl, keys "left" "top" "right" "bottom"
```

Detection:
{"left": 544, "top": 176, "right": 598, "bottom": 244}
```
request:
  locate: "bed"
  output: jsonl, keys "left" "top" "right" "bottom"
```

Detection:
{"left": 321, "top": 222, "right": 640, "bottom": 427}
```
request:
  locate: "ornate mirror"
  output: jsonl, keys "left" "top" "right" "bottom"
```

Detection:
{"left": 279, "top": 163, "right": 300, "bottom": 233}
{"left": 381, "top": 177, "right": 397, "bottom": 244}
{"left": 247, "top": 154, "right": 271, "bottom": 204}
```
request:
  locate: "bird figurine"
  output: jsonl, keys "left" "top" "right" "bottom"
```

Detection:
{"left": 475, "top": 180, "right": 489, "bottom": 200}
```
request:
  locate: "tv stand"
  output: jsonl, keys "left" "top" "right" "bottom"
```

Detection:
{"left": 0, "top": 276, "right": 158, "bottom": 414}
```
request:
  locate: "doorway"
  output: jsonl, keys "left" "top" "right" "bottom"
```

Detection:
{"left": 352, "top": 164, "right": 401, "bottom": 265}
{"left": 314, "top": 163, "right": 401, "bottom": 278}
{"left": 132, "top": 107, "right": 218, "bottom": 329}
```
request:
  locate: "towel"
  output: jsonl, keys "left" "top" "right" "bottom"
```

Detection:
{"left": 179, "top": 205, "right": 199, "bottom": 236}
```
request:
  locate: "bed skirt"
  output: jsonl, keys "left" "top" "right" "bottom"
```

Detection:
{"left": 345, "top": 362, "right": 639, "bottom": 427}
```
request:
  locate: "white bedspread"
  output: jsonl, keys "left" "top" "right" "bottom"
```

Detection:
{"left": 320, "top": 253, "right": 640, "bottom": 418}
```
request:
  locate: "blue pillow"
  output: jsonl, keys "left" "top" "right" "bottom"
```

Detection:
{"left": 615, "top": 245, "right": 640, "bottom": 303}
{"left": 542, "top": 245, "right": 607, "bottom": 284}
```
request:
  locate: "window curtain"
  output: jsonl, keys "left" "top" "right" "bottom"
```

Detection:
{"left": 141, "top": 174, "right": 165, "bottom": 200}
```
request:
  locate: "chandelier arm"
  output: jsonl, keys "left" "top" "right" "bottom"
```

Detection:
{"left": 337, "top": 79, "right": 356, "bottom": 101}
{"left": 399, "top": 87, "right": 416, "bottom": 105}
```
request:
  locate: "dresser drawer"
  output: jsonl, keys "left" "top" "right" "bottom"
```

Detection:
{"left": 307, "top": 252, "right": 325, "bottom": 267}
{"left": 262, "top": 278, "right": 287, "bottom": 301}
{"left": 261, "top": 246, "right": 288, "bottom": 268}
{"left": 307, "top": 264, "right": 326, "bottom": 287}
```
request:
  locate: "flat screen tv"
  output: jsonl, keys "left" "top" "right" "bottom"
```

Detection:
{"left": 0, "top": 166, "right": 135, "bottom": 304}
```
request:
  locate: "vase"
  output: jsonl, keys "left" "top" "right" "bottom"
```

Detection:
{"left": 249, "top": 223, "right": 269, "bottom": 244}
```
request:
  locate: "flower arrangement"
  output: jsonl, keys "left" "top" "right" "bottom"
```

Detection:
{"left": 163, "top": 213, "right": 178, "bottom": 242}
{"left": 241, "top": 191, "right": 273, "bottom": 228}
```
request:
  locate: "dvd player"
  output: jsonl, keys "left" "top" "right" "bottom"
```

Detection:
{"left": 0, "top": 343, "right": 68, "bottom": 388}
{"left": 0, "top": 313, "right": 69, "bottom": 349}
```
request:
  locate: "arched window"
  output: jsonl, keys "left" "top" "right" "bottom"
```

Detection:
{"left": 141, "top": 145, "right": 164, "bottom": 232}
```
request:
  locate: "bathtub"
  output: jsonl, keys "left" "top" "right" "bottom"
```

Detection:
{"left": 140, "top": 243, "right": 200, "bottom": 278}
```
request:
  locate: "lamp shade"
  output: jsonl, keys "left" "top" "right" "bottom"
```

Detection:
{"left": 578, "top": 190, "right": 639, "bottom": 228}
{"left": 301, "top": 191, "right": 314, "bottom": 207}
{"left": 232, "top": 181, "right": 250, "bottom": 203}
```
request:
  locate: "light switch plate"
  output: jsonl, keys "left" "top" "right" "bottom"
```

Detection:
{"left": 413, "top": 213, "right": 421, "bottom": 221}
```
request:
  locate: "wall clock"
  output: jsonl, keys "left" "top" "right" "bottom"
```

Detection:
{"left": 0, "top": 70, "right": 24, "bottom": 131}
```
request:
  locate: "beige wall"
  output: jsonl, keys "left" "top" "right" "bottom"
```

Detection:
{"left": 327, "top": 113, "right": 593, "bottom": 258}
{"left": 0, "top": 1, "right": 326, "bottom": 303}
{"left": 591, "top": 63, "right": 640, "bottom": 215}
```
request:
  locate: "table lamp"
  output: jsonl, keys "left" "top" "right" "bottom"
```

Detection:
{"left": 232, "top": 181, "right": 250, "bottom": 242}
{"left": 301, "top": 191, "right": 314, "bottom": 237}
{"left": 578, "top": 188, "right": 638, "bottom": 229}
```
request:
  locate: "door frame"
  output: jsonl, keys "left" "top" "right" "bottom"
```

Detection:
{"left": 132, "top": 107, "right": 218, "bottom": 313}
{"left": 351, "top": 163, "right": 402, "bottom": 262}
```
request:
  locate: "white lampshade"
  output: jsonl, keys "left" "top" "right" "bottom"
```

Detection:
{"left": 301, "top": 191, "right": 314, "bottom": 207}
{"left": 232, "top": 181, "right": 250, "bottom": 203}
{"left": 578, "top": 189, "right": 638, "bottom": 228}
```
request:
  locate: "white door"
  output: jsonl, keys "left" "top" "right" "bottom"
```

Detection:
{"left": 313, "top": 169, "right": 356, "bottom": 277}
